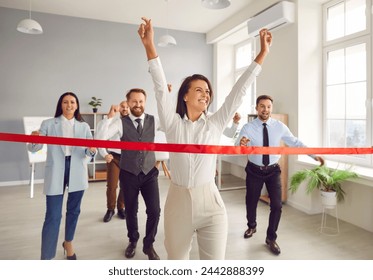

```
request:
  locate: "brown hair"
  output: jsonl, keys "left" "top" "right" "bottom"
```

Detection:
{"left": 256, "top": 94, "right": 273, "bottom": 105}
{"left": 126, "top": 88, "right": 147, "bottom": 100}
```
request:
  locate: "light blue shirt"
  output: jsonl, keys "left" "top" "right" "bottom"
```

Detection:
{"left": 236, "top": 117, "right": 312, "bottom": 166}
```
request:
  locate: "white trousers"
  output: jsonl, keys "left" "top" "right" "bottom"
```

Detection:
{"left": 164, "top": 181, "right": 228, "bottom": 260}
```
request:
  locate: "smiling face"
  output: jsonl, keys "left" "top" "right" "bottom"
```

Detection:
{"left": 184, "top": 79, "right": 211, "bottom": 119}
{"left": 119, "top": 101, "right": 129, "bottom": 117}
{"left": 127, "top": 91, "right": 146, "bottom": 117}
{"left": 256, "top": 98, "right": 273, "bottom": 122}
{"left": 61, "top": 94, "right": 78, "bottom": 120}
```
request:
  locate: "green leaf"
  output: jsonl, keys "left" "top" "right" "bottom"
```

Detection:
{"left": 289, "top": 165, "right": 358, "bottom": 203}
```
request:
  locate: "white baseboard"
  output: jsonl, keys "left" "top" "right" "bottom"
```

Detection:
{"left": 0, "top": 179, "right": 44, "bottom": 187}
{"left": 286, "top": 199, "right": 321, "bottom": 215}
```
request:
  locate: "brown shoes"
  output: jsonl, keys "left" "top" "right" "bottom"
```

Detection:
{"left": 143, "top": 246, "right": 160, "bottom": 260}
{"left": 124, "top": 242, "right": 137, "bottom": 259}
{"left": 244, "top": 228, "right": 257, "bottom": 239}
{"left": 265, "top": 238, "right": 281, "bottom": 255}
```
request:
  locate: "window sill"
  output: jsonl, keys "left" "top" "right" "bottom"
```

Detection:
{"left": 296, "top": 155, "right": 373, "bottom": 187}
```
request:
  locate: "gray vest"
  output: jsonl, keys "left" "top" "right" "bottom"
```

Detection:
{"left": 119, "top": 114, "right": 156, "bottom": 175}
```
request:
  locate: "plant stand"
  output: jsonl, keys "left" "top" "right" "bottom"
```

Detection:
{"left": 319, "top": 204, "right": 340, "bottom": 236}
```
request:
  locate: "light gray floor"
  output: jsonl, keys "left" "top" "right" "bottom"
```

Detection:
{"left": 1, "top": 174, "right": 373, "bottom": 260}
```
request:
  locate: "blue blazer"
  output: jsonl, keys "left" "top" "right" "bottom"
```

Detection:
{"left": 28, "top": 116, "right": 94, "bottom": 195}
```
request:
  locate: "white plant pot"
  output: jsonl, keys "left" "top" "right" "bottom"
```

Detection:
{"left": 320, "top": 190, "right": 337, "bottom": 209}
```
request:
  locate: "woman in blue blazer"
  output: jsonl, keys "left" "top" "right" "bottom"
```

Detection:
{"left": 28, "top": 92, "right": 96, "bottom": 260}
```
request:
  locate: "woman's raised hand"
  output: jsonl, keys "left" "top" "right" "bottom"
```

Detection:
{"left": 138, "top": 17, "right": 157, "bottom": 60}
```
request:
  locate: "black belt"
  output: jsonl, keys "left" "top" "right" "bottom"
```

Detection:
{"left": 248, "top": 161, "right": 279, "bottom": 171}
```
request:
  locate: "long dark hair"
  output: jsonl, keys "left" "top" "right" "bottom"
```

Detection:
{"left": 176, "top": 74, "right": 214, "bottom": 119}
{"left": 54, "top": 92, "right": 84, "bottom": 121}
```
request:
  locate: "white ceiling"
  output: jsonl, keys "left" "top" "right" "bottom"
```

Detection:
{"left": 0, "top": 0, "right": 255, "bottom": 33}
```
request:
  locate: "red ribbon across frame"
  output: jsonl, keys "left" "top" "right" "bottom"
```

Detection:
{"left": 1, "top": 132, "right": 372, "bottom": 155}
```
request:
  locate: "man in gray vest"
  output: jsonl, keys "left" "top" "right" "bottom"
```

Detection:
{"left": 96, "top": 88, "right": 161, "bottom": 260}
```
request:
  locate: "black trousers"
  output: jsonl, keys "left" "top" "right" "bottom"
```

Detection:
{"left": 245, "top": 161, "right": 282, "bottom": 241}
{"left": 119, "top": 167, "right": 160, "bottom": 250}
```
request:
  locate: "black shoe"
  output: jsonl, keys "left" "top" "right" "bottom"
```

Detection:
{"left": 244, "top": 228, "right": 256, "bottom": 239}
{"left": 143, "top": 246, "right": 160, "bottom": 260}
{"left": 117, "top": 209, "right": 126, "bottom": 220}
{"left": 265, "top": 238, "right": 281, "bottom": 255}
{"left": 66, "top": 253, "right": 77, "bottom": 260}
{"left": 125, "top": 242, "right": 137, "bottom": 259}
{"left": 103, "top": 210, "right": 115, "bottom": 223}
{"left": 62, "top": 242, "right": 77, "bottom": 260}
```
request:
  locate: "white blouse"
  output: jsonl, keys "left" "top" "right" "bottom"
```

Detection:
{"left": 61, "top": 115, "right": 75, "bottom": 156}
{"left": 148, "top": 57, "right": 261, "bottom": 188}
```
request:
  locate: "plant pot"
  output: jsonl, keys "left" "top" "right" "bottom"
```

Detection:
{"left": 320, "top": 190, "right": 337, "bottom": 209}
{"left": 92, "top": 108, "right": 98, "bottom": 113}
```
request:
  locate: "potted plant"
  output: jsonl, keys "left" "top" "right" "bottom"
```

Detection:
{"left": 289, "top": 165, "right": 358, "bottom": 207}
{"left": 88, "top": 97, "right": 102, "bottom": 113}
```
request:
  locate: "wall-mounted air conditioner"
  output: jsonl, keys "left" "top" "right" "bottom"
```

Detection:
{"left": 247, "top": 1, "right": 295, "bottom": 37}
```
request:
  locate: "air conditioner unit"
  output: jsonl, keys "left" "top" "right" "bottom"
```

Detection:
{"left": 247, "top": 1, "right": 295, "bottom": 37}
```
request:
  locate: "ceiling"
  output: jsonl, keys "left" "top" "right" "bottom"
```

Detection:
{"left": 0, "top": 0, "right": 255, "bottom": 33}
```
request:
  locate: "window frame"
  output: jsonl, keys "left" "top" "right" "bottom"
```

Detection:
{"left": 322, "top": 0, "right": 372, "bottom": 167}
{"left": 233, "top": 38, "right": 256, "bottom": 119}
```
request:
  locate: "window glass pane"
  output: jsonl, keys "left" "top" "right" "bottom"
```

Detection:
{"left": 327, "top": 2, "right": 344, "bottom": 41}
{"left": 327, "top": 120, "right": 345, "bottom": 147}
{"left": 235, "top": 70, "right": 254, "bottom": 116}
{"left": 346, "top": 120, "right": 366, "bottom": 146}
{"left": 346, "top": 0, "right": 366, "bottom": 35}
{"left": 327, "top": 49, "right": 345, "bottom": 85}
{"left": 235, "top": 41, "right": 255, "bottom": 122}
{"left": 323, "top": 1, "right": 370, "bottom": 164}
{"left": 235, "top": 42, "right": 252, "bottom": 69}
{"left": 326, "top": 85, "right": 345, "bottom": 118}
{"left": 326, "top": 0, "right": 366, "bottom": 41}
{"left": 346, "top": 82, "right": 366, "bottom": 119}
{"left": 346, "top": 43, "right": 366, "bottom": 82}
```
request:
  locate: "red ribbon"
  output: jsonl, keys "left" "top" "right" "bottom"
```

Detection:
{"left": 1, "top": 132, "right": 372, "bottom": 155}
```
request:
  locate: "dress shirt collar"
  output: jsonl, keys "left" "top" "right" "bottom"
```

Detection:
{"left": 129, "top": 113, "right": 145, "bottom": 122}
{"left": 182, "top": 111, "right": 208, "bottom": 123}
{"left": 254, "top": 116, "right": 273, "bottom": 127}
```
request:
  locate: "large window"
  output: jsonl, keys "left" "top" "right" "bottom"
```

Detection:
{"left": 234, "top": 39, "right": 255, "bottom": 121}
{"left": 323, "top": 0, "right": 372, "bottom": 166}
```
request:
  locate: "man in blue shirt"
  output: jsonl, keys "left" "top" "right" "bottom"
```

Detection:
{"left": 236, "top": 94, "right": 324, "bottom": 255}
